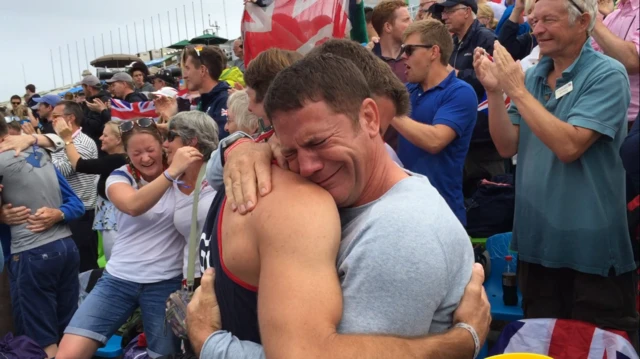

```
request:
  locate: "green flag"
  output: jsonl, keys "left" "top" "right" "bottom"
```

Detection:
{"left": 349, "top": 0, "right": 369, "bottom": 44}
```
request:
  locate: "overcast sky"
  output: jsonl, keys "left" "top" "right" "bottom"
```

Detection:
{"left": 0, "top": 0, "right": 245, "bottom": 101}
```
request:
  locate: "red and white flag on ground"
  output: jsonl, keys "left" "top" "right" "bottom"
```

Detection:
{"left": 110, "top": 99, "right": 158, "bottom": 121}
{"left": 242, "top": 0, "right": 351, "bottom": 66}
{"left": 491, "top": 319, "right": 638, "bottom": 359}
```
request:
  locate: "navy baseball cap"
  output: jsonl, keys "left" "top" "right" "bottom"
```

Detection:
{"left": 31, "top": 94, "right": 61, "bottom": 109}
{"left": 435, "top": 0, "right": 478, "bottom": 13}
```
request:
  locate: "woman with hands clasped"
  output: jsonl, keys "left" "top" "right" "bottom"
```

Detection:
{"left": 52, "top": 119, "right": 126, "bottom": 262}
{"left": 56, "top": 112, "right": 218, "bottom": 359}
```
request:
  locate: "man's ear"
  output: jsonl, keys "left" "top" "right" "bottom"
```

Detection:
{"left": 360, "top": 98, "right": 381, "bottom": 138}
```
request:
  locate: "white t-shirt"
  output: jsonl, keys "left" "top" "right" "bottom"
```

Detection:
{"left": 173, "top": 178, "right": 216, "bottom": 279}
{"left": 488, "top": 2, "right": 506, "bottom": 21}
{"left": 105, "top": 165, "right": 185, "bottom": 283}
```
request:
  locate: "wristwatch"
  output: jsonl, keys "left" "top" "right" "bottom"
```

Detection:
{"left": 219, "top": 131, "right": 253, "bottom": 166}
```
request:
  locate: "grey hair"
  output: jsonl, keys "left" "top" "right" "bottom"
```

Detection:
{"left": 227, "top": 90, "right": 260, "bottom": 134}
{"left": 567, "top": 0, "right": 597, "bottom": 35}
{"left": 169, "top": 111, "right": 219, "bottom": 160}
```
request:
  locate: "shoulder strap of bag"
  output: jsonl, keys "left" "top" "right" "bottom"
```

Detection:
{"left": 186, "top": 165, "right": 207, "bottom": 291}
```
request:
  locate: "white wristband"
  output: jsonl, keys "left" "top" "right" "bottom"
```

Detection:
{"left": 454, "top": 322, "right": 480, "bottom": 359}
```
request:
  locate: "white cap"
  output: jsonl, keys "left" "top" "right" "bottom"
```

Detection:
{"left": 151, "top": 87, "right": 179, "bottom": 98}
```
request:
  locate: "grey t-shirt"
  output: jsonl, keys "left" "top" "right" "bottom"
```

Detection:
{"left": 201, "top": 172, "right": 474, "bottom": 357}
{"left": 0, "top": 147, "right": 72, "bottom": 254}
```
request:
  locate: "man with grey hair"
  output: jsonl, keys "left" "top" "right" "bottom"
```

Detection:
{"left": 231, "top": 38, "right": 245, "bottom": 72}
{"left": 225, "top": 90, "right": 259, "bottom": 135}
{"left": 475, "top": 0, "right": 638, "bottom": 348}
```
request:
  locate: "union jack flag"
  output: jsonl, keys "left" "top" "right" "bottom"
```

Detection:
{"left": 110, "top": 99, "right": 158, "bottom": 121}
{"left": 491, "top": 319, "right": 638, "bottom": 359}
{"left": 221, "top": 108, "right": 228, "bottom": 117}
{"left": 242, "top": 0, "right": 351, "bottom": 66}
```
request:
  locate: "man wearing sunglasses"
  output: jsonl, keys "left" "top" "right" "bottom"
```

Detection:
{"left": 231, "top": 38, "right": 245, "bottom": 73}
{"left": 9, "top": 95, "right": 21, "bottom": 113}
{"left": 434, "top": 0, "right": 505, "bottom": 197}
{"left": 394, "top": 20, "right": 477, "bottom": 226}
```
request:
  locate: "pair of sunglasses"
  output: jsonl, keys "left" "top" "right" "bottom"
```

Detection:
{"left": 4, "top": 116, "right": 20, "bottom": 123}
{"left": 119, "top": 118, "right": 156, "bottom": 133}
{"left": 11, "top": 102, "right": 20, "bottom": 106}
{"left": 401, "top": 44, "right": 435, "bottom": 57}
{"left": 167, "top": 130, "right": 180, "bottom": 142}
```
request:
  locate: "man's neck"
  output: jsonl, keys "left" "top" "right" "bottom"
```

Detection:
{"left": 551, "top": 41, "right": 585, "bottom": 75}
{"left": 379, "top": 36, "right": 402, "bottom": 59}
{"left": 454, "top": 20, "right": 475, "bottom": 41}
{"left": 351, "top": 140, "right": 408, "bottom": 208}
{"left": 121, "top": 89, "right": 134, "bottom": 99}
{"left": 421, "top": 63, "right": 451, "bottom": 91}
{"left": 199, "top": 78, "right": 218, "bottom": 95}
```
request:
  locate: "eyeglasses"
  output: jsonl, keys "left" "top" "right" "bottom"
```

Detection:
{"left": 442, "top": 6, "right": 468, "bottom": 14}
{"left": 401, "top": 44, "right": 435, "bottom": 57}
{"left": 167, "top": 130, "right": 180, "bottom": 142}
{"left": 119, "top": 118, "right": 156, "bottom": 133}
{"left": 568, "top": 0, "right": 584, "bottom": 13}
{"left": 11, "top": 102, "right": 20, "bottom": 106}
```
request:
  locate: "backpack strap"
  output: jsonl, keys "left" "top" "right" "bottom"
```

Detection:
{"left": 185, "top": 165, "right": 207, "bottom": 291}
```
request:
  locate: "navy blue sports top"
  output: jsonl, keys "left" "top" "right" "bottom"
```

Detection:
{"left": 199, "top": 187, "right": 261, "bottom": 344}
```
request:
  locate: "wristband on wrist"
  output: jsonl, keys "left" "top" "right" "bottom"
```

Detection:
{"left": 163, "top": 170, "right": 190, "bottom": 188}
{"left": 454, "top": 322, "right": 480, "bottom": 359}
{"left": 31, "top": 134, "right": 38, "bottom": 146}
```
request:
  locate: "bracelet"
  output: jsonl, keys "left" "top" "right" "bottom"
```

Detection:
{"left": 163, "top": 170, "right": 190, "bottom": 188}
{"left": 31, "top": 134, "right": 38, "bottom": 146}
{"left": 454, "top": 322, "right": 480, "bottom": 359}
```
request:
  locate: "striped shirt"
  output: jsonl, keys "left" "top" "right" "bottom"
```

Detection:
{"left": 52, "top": 129, "right": 98, "bottom": 209}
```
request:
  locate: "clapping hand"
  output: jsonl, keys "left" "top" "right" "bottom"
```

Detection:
{"left": 493, "top": 41, "right": 526, "bottom": 99}
{"left": 473, "top": 47, "right": 501, "bottom": 93}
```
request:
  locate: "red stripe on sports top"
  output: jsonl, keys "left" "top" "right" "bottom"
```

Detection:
{"left": 216, "top": 197, "right": 258, "bottom": 292}
{"left": 255, "top": 129, "right": 274, "bottom": 143}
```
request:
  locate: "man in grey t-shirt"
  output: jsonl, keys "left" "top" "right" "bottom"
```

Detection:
{"left": 187, "top": 52, "right": 489, "bottom": 358}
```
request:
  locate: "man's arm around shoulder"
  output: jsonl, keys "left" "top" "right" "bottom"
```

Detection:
{"left": 255, "top": 168, "right": 477, "bottom": 359}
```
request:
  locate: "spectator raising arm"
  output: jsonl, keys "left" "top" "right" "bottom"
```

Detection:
{"left": 591, "top": 18, "right": 640, "bottom": 74}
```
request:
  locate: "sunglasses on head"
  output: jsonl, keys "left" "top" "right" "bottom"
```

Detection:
{"left": 4, "top": 116, "right": 20, "bottom": 123}
{"left": 401, "top": 44, "right": 435, "bottom": 57}
{"left": 119, "top": 118, "right": 156, "bottom": 133}
{"left": 187, "top": 45, "right": 205, "bottom": 58}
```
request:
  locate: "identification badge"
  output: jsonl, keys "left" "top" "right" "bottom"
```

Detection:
{"left": 555, "top": 81, "right": 573, "bottom": 100}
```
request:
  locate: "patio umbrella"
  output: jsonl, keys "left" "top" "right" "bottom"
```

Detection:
{"left": 90, "top": 54, "right": 142, "bottom": 68}
{"left": 190, "top": 33, "right": 228, "bottom": 46}
{"left": 168, "top": 39, "right": 191, "bottom": 49}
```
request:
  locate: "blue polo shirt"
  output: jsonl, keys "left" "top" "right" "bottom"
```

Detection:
{"left": 398, "top": 71, "right": 478, "bottom": 225}
{"left": 509, "top": 40, "right": 635, "bottom": 276}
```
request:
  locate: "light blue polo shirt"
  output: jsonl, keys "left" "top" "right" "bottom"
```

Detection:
{"left": 398, "top": 71, "right": 477, "bottom": 225}
{"left": 509, "top": 40, "right": 635, "bottom": 276}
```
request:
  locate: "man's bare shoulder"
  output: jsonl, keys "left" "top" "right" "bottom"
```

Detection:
{"left": 250, "top": 165, "right": 339, "bottom": 236}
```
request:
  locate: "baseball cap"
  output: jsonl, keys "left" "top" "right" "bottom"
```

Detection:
{"left": 435, "top": 0, "right": 478, "bottom": 13}
{"left": 105, "top": 72, "right": 134, "bottom": 84}
{"left": 151, "top": 87, "right": 179, "bottom": 98}
{"left": 150, "top": 69, "right": 177, "bottom": 87}
{"left": 31, "top": 94, "right": 61, "bottom": 109}
{"left": 79, "top": 75, "right": 101, "bottom": 87}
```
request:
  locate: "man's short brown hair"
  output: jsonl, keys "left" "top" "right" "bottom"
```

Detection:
{"left": 307, "top": 39, "right": 409, "bottom": 117}
{"left": 244, "top": 48, "right": 303, "bottom": 104}
{"left": 403, "top": 19, "right": 454, "bottom": 66}
{"left": 264, "top": 54, "right": 371, "bottom": 124}
{"left": 181, "top": 45, "right": 227, "bottom": 81}
{"left": 372, "top": 0, "right": 408, "bottom": 36}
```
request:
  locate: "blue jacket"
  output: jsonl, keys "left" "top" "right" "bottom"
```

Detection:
{"left": 0, "top": 167, "right": 84, "bottom": 268}
{"left": 199, "top": 81, "right": 231, "bottom": 140}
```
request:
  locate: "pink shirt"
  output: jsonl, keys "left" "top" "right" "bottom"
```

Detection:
{"left": 592, "top": 0, "right": 640, "bottom": 122}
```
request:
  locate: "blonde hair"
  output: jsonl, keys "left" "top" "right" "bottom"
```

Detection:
{"left": 524, "top": 0, "right": 535, "bottom": 15}
{"left": 227, "top": 90, "right": 260, "bottom": 134}
{"left": 477, "top": 4, "right": 498, "bottom": 30}
{"left": 402, "top": 19, "right": 454, "bottom": 65}
{"left": 104, "top": 121, "right": 122, "bottom": 140}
